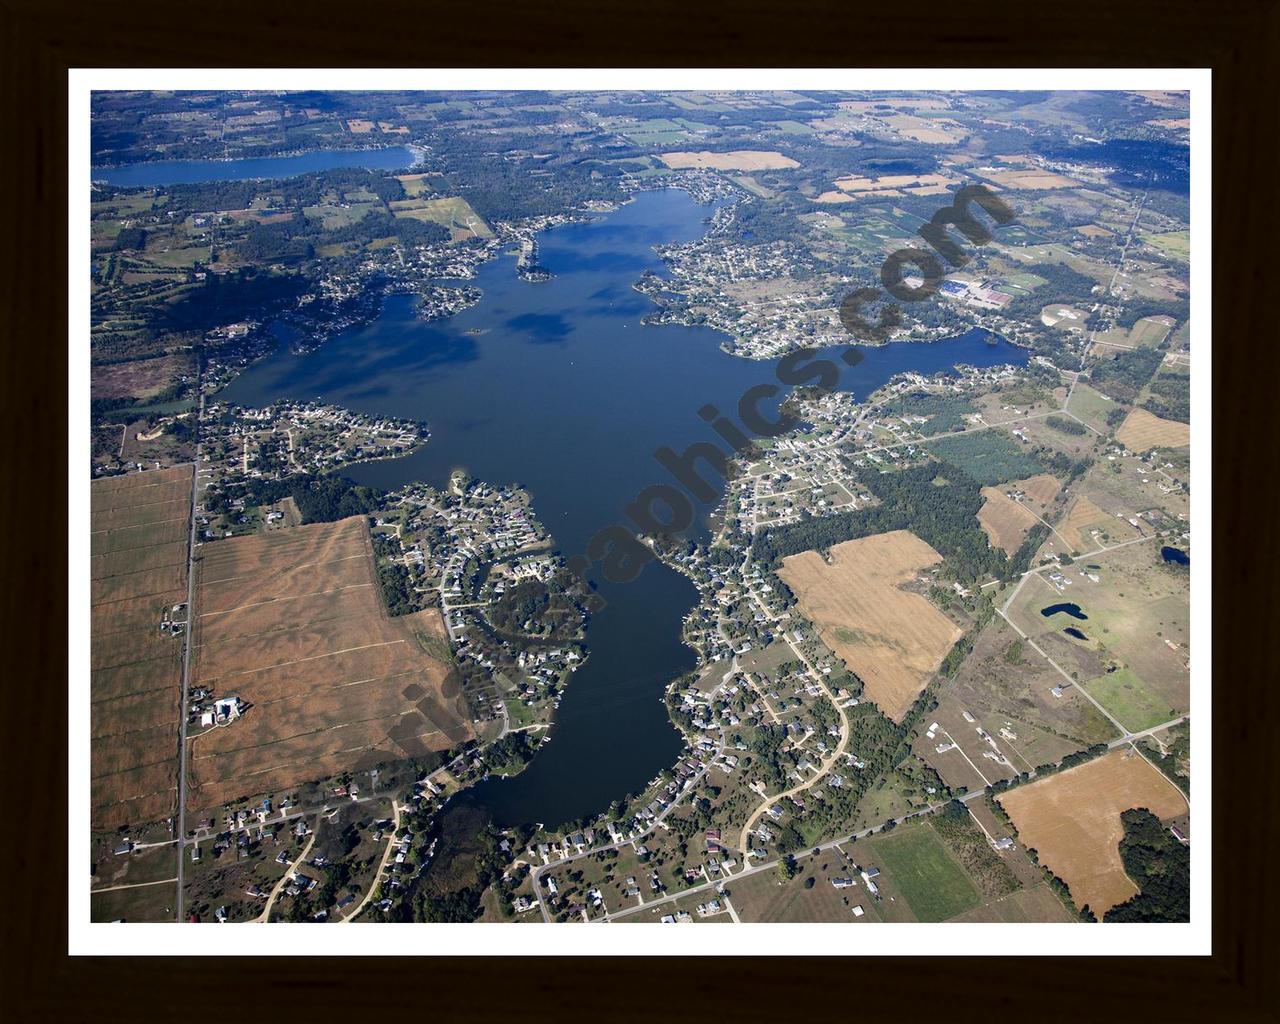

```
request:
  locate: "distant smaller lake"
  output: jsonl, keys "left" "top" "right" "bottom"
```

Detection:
{"left": 92, "top": 146, "right": 415, "bottom": 187}
{"left": 1063, "top": 626, "right": 1088, "bottom": 640}
{"left": 1042, "top": 602, "right": 1088, "bottom": 620}
{"left": 1161, "top": 546, "right": 1190, "bottom": 566}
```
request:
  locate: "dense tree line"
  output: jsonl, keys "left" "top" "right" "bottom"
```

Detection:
{"left": 754, "top": 462, "right": 1009, "bottom": 584}
{"left": 1045, "top": 413, "right": 1088, "bottom": 436}
{"left": 891, "top": 391, "right": 977, "bottom": 436}
{"left": 1141, "top": 372, "right": 1190, "bottom": 422}
{"left": 1104, "top": 808, "right": 1190, "bottom": 922}
{"left": 1087, "top": 347, "right": 1164, "bottom": 403}
{"left": 372, "top": 531, "right": 419, "bottom": 616}
{"left": 155, "top": 267, "right": 306, "bottom": 334}
{"left": 235, "top": 472, "right": 383, "bottom": 524}
{"left": 999, "top": 262, "right": 1102, "bottom": 322}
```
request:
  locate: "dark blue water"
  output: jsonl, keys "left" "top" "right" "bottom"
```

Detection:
{"left": 1042, "top": 602, "right": 1088, "bottom": 621}
{"left": 219, "top": 188, "right": 1028, "bottom": 828}
{"left": 92, "top": 147, "right": 415, "bottom": 187}
{"left": 1063, "top": 626, "right": 1087, "bottom": 640}
{"left": 1161, "top": 546, "right": 1190, "bottom": 566}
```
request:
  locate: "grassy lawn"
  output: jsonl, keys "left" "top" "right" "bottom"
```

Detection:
{"left": 1066, "top": 382, "right": 1119, "bottom": 433}
{"left": 304, "top": 201, "right": 381, "bottom": 230}
{"left": 1142, "top": 230, "right": 1190, "bottom": 262}
{"left": 868, "top": 824, "right": 982, "bottom": 921}
{"left": 505, "top": 698, "right": 536, "bottom": 729}
{"left": 1082, "top": 666, "right": 1174, "bottom": 732}
{"left": 391, "top": 196, "right": 491, "bottom": 239}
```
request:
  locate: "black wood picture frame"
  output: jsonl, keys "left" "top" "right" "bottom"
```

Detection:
{"left": 3, "top": 1, "right": 1276, "bottom": 1018}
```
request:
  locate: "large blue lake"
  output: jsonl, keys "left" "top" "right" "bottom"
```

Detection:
{"left": 92, "top": 146, "right": 415, "bottom": 187}
{"left": 220, "top": 188, "right": 1027, "bottom": 828}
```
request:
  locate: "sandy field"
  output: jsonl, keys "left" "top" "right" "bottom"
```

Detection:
{"left": 1057, "top": 494, "right": 1138, "bottom": 553}
{"left": 1116, "top": 408, "right": 1191, "bottom": 452}
{"left": 186, "top": 516, "right": 471, "bottom": 811}
{"left": 659, "top": 150, "right": 799, "bottom": 171}
{"left": 978, "top": 490, "right": 1042, "bottom": 555}
{"left": 981, "top": 168, "right": 1080, "bottom": 190}
{"left": 998, "top": 749, "right": 1187, "bottom": 913}
{"left": 779, "top": 530, "right": 961, "bottom": 721}
{"left": 90, "top": 465, "right": 192, "bottom": 828}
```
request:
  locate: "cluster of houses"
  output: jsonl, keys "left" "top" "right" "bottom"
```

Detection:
{"left": 637, "top": 230, "right": 847, "bottom": 361}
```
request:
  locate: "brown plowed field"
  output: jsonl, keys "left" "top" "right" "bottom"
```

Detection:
{"left": 1116, "top": 408, "right": 1190, "bottom": 452}
{"left": 998, "top": 749, "right": 1188, "bottom": 914}
{"left": 90, "top": 465, "right": 192, "bottom": 830}
{"left": 779, "top": 530, "right": 960, "bottom": 721}
{"left": 187, "top": 516, "right": 471, "bottom": 811}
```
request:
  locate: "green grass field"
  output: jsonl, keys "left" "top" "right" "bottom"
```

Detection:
{"left": 1128, "top": 317, "right": 1174, "bottom": 347}
{"left": 304, "top": 201, "right": 381, "bottom": 230}
{"left": 869, "top": 825, "right": 982, "bottom": 921}
{"left": 1082, "top": 666, "right": 1174, "bottom": 732}
{"left": 1066, "top": 382, "right": 1119, "bottom": 433}
{"left": 1142, "top": 230, "right": 1190, "bottom": 262}
{"left": 769, "top": 119, "right": 817, "bottom": 135}
{"left": 1001, "top": 271, "right": 1049, "bottom": 293}
{"left": 505, "top": 698, "right": 536, "bottom": 729}
{"left": 391, "top": 196, "right": 492, "bottom": 239}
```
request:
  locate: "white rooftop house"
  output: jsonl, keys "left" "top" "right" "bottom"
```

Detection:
{"left": 214, "top": 696, "right": 244, "bottom": 724}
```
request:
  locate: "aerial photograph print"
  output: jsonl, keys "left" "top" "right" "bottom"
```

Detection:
{"left": 77, "top": 73, "right": 1203, "bottom": 949}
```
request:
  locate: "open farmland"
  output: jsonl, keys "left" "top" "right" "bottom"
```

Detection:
{"left": 186, "top": 516, "right": 472, "bottom": 812}
{"left": 998, "top": 749, "right": 1187, "bottom": 914}
{"left": 978, "top": 474, "right": 1059, "bottom": 555}
{"left": 91, "top": 466, "right": 192, "bottom": 829}
{"left": 779, "top": 531, "right": 961, "bottom": 721}
{"left": 390, "top": 195, "right": 491, "bottom": 240}
{"left": 1056, "top": 494, "right": 1140, "bottom": 553}
{"left": 921, "top": 615, "right": 1119, "bottom": 794}
{"left": 1021, "top": 541, "right": 1191, "bottom": 720}
{"left": 1116, "top": 407, "right": 1191, "bottom": 452}
{"left": 659, "top": 150, "right": 799, "bottom": 171}
{"left": 977, "top": 166, "right": 1080, "bottom": 190}
{"left": 947, "top": 883, "right": 1076, "bottom": 922}
{"left": 866, "top": 822, "right": 982, "bottom": 921}
{"left": 729, "top": 846, "right": 884, "bottom": 923}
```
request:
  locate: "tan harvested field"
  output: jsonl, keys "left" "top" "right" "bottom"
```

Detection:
{"left": 1057, "top": 494, "right": 1137, "bottom": 553}
{"left": 90, "top": 352, "right": 195, "bottom": 401}
{"left": 981, "top": 167, "right": 1080, "bottom": 190}
{"left": 882, "top": 114, "right": 967, "bottom": 144}
{"left": 659, "top": 150, "right": 799, "bottom": 171}
{"left": 833, "top": 172, "right": 958, "bottom": 196}
{"left": 779, "top": 530, "right": 961, "bottom": 721}
{"left": 1019, "top": 474, "right": 1062, "bottom": 508}
{"left": 187, "top": 516, "right": 472, "bottom": 811}
{"left": 1116, "top": 408, "right": 1190, "bottom": 453}
{"left": 979, "top": 473, "right": 1060, "bottom": 554}
{"left": 947, "top": 883, "right": 1075, "bottom": 922}
{"left": 998, "top": 749, "right": 1187, "bottom": 914}
{"left": 90, "top": 466, "right": 193, "bottom": 829}
{"left": 978, "top": 490, "right": 1039, "bottom": 555}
